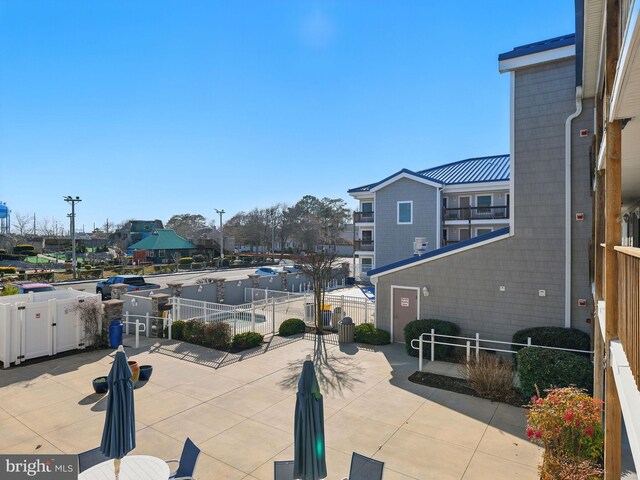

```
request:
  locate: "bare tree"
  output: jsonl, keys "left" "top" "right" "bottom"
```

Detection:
{"left": 300, "top": 250, "right": 341, "bottom": 333}
{"left": 13, "top": 212, "right": 32, "bottom": 236}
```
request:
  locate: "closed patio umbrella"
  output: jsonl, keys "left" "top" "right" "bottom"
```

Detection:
{"left": 100, "top": 345, "right": 136, "bottom": 479}
{"left": 293, "top": 356, "right": 327, "bottom": 480}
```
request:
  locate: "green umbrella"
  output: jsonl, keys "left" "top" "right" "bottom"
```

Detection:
{"left": 293, "top": 356, "right": 327, "bottom": 480}
{"left": 100, "top": 345, "right": 136, "bottom": 479}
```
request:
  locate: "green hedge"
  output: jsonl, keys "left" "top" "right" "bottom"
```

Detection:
{"left": 512, "top": 327, "right": 591, "bottom": 355}
{"left": 204, "top": 322, "right": 232, "bottom": 350}
{"left": 178, "top": 257, "right": 193, "bottom": 265}
{"left": 404, "top": 319, "right": 460, "bottom": 359}
{"left": 354, "top": 323, "right": 390, "bottom": 345}
{"left": 183, "top": 320, "right": 205, "bottom": 344}
{"left": 279, "top": 318, "right": 306, "bottom": 337}
{"left": 517, "top": 347, "right": 594, "bottom": 398}
{"left": 232, "top": 332, "right": 263, "bottom": 350}
{"left": 164, "top": 320, "right": 186, "bottom": 340}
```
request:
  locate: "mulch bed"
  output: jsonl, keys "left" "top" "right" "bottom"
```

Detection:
{"left": 408, "top": 371, "right": 528, "bottom": 408}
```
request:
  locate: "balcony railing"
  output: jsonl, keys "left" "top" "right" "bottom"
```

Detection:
{"left": 353, "top": 211, "right": 374, "bottom": 223}
{"left": 616, "top": 246, "right": 640, "bottom": 388}
{"left": 354, "top": 239, "right": 374, "bottom": 251}
{"left": 442, "top": 205, "right": 509, "bottom": 221}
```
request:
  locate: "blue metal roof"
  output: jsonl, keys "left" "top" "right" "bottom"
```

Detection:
{"left": 348, "top": 154, "right": 509, "bottom": 193}
{"left": 417, "top": 154, "right": 509, "bottom": 185}
{"left": 367, "top": 227, "right": 510, "bottom": 277}
{"left": 498, "top": 34, "right": 575, "bottom": 61}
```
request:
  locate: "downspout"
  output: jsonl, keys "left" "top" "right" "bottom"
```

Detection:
{"left": 565, "top": 86, "right": 583, "bottom": 328}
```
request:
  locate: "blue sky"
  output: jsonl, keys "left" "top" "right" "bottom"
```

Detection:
{"left": 0, "top": 1, "right": 575, "bottom": 232}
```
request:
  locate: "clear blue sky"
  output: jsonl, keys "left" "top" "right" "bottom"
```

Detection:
{"left": 0, "top": 1, "right": 575, "bottom": 232}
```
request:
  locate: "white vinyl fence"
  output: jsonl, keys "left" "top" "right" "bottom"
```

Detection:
{"left": 168, "top": 289, "right": 375, "bottom": 338}
{"left": 0, "top": 290, "right": 102, "bottom": 368}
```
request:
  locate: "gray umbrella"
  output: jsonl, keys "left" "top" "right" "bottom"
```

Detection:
{"left": 100, "top": 345, "right": 136, "bottom": 479}
{"left": 293, "top": 357, "right": 327, "bottom": 480}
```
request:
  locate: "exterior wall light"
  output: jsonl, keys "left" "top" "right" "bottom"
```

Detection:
{"left": 422, "top": 286, "right": 429, "bottom": 297}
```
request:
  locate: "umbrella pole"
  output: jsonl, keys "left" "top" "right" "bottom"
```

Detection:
{"left": 114, "top": 458, "right": 121, "bottom": 479}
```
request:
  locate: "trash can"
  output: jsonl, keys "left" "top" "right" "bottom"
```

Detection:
{"left": 109, "top": 319, "right": 123, "bottom": 348}
{"left": 331, "top": 307, "right": 344, "bottom": 329}
{"left": 338, "top": 317, "right": 355, "bottom": 343}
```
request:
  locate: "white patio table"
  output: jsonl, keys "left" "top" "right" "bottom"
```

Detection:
{"left": 78, "top": 455, "right": 170, "bottom": 480}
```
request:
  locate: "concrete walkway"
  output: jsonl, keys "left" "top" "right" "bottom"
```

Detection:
{"left": 0, "top": 336, "right": 542, "bottom": 479}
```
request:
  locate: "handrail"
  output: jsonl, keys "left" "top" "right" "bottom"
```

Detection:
{"left": 410, "top": 330, "right": 593, "bottom": 372}
{"left": 614, "top": 246, "right": 640, "bottom": 259}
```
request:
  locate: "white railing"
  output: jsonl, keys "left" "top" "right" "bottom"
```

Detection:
{"left": 121, "top": 311, "right": 170, "bottom": 348}
{"left": 410, "top": 330, "right": 594, "bottom": 373}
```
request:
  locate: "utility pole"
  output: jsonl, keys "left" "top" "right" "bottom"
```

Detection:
{"left": 215, "top": 209, "right": 225, "bottom": 264}
{"left": 64, "top": 196, "right": 82, "bottom": 280}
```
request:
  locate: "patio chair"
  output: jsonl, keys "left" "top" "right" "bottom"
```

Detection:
{"left": 78, "top": 447, "right": 110, "bottom": 473}
{"left": 341, "top": 452, "right": 384, "bottom": 480}
{"left": 274, "top": 460, "right": 294, "bottom": 480}
{"left": 165, "top": 437, "right": 201, "bottom": 480}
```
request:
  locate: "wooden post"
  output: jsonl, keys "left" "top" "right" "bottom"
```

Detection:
{"left": 604, "top": 1, "right": 622, "bottom": 478}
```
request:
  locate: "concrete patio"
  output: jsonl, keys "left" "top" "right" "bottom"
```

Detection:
{"left": 0, "top": 334, "right": 542, "bottom": 479}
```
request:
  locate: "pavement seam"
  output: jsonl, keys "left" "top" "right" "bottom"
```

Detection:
{"left": 459, "top": 402, "right": 500, "bottom": 479}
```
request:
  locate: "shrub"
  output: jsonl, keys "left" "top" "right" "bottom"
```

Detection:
{"left": 517, "top": 347, "right": 594, "bottom": 398}
{"left": 203, "top": 322, "right": 232, "bottom": 350}
{"left": 232, "top": 332, "right": 263, "bottom": 350}
{"left": 183, "top": 320, "right": 205, "bottom": 344}
{"left": 164, "top": 320, "right": 186, "bottom": 340}
{"left": 0, "top": 266, "right": 17, "bottom": 276}
{"left": 459, "top": 353, "right": 515, "bottom": 402}
{"left": 279, "top": 318, "right": 306, "bottom": 336}
{"left": 84, "top": 264, "right": 93, "bottom": 270}
{"left": 512, "top": 327, "right": 590, "bottom": 355}
{"left": 527, "top": 386, "right": 604, "bottom": 478}
{"left": 0, "top": 284, "right": 19, "bottom": 296}
{"left": 179, "top": 257, "right": 193, "bottom": 265}
{"left": 192, "top": 254, "right": 204, "bottom": 262}
{"left": 404, "top": 319, "right": 460, "bottom": 359}
{"left": 354, "top": 323, "right": 391, "bottom": 345}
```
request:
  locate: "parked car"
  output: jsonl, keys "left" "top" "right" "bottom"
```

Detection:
{"left": 96, "top": 275, "right": 161, "bottom": 300}
{"left": 283, "top": 264, "right": 303, "bottom": 273}
{"left": 255, "top": 267, "right": 279, "bottom": 276}
{"left": 2, "top": 282, "right": 56, "bottom": 294}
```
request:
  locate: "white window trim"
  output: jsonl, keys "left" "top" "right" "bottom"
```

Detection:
{"left": 475, "top": 193, "right": 493, "bottom": 207}
{"left": 397, "top": 201, "right": 413, "bottom": 225}
{"left": 475, "top": 227, "right": 493, "bottom": 236}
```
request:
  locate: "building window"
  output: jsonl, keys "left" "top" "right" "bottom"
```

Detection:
{"left": 361, "top": 201, "right": 373, "bottom": 213}
{"left": 361, "top": 258, "right": 373, "bottom": 273}
{"left": 158, "top": 250, "right": 165, "bottom": 257}
{"left": 476, "top": 195, "right": 492, "bottom": 215}
{"left": 476, "top": 227, "right": 492, "bottom": 236}
{"left": 397, "top": 201, "right": 413, "bottom": 224}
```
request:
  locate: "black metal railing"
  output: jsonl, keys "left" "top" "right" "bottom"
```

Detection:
{"left": 354, "top": 239, "right": 374, "bottom": 251}
{"left": 353, "top": 211, "right": 374, "bottom": 223}
{"left": 442, "top": 205, "right": 509, "bottom": 221}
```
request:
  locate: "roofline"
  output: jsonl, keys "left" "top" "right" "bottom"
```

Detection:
{"left": 368, "top": 227, "right": 510, "bottom": 278}
{"left": 498, "top": 34, "right": 576, "bottom": 61}
{"left": 348, "top": 168, "right": 443, "bottom": 194}
{"left": 416, "top": 154, "right": 510, "bottom": 175}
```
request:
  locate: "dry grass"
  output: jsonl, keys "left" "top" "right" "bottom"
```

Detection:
{"left": 459, "top": 353, "right": 515, "bottom": 402}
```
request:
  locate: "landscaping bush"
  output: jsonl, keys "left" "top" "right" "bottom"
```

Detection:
{"left": 232, "top": 332, "right": 264, "bottom": 350}
{"left": 527, "top": 386, "right": 603, "bottom": 479}
{"left": 0, "top": 284, "right": 19, "bottom": 296}
{"left": 279, "top": 318, "right": 306, "bottom": 337}
{"left": 517, "top": 347, "right": 594, "bottom": 398}
{"left": 354, "top": 323, "right": 391, "bottom": 345}
{"left": 183, "top": 320, "right": 206, "bottom": 344}
{"left": 178, "top": 257, "right": 193, "bottom": 265}
{"left": 404, "top": 319, "right": 460, "bottom": 359}
{"left": 163, "top": 320, "right": 186, "bottom": 340}
{"left": 512, "top": 327, "right": 590, "bottom": 355}
{"left": 192, "top": 254, "right": 204, "bottom": 263}
{"left": 460, "top": 353, "right": 515, "bottom": 402}
{"left": 0, "top": 266, "right": 17, "bottom": 276}
{"left": 13, "top": 244, "right": 37, "bottom": 255}
{"left": 203, "top": 322, "right": 232, "bottom": 350}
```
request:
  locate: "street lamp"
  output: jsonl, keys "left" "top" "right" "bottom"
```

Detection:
{"left": 215, "top": 209, "right": 225, "bottom": 264}
{"left": 64, "top": 196, "right": 82, "bottom": 280}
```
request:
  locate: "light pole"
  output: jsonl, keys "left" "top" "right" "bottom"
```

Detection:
{"left": 215, "top": 209, "right": 225, "bottom": 265}
{"left": 64, "top": 196, "right": 81, "bottom": 280}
